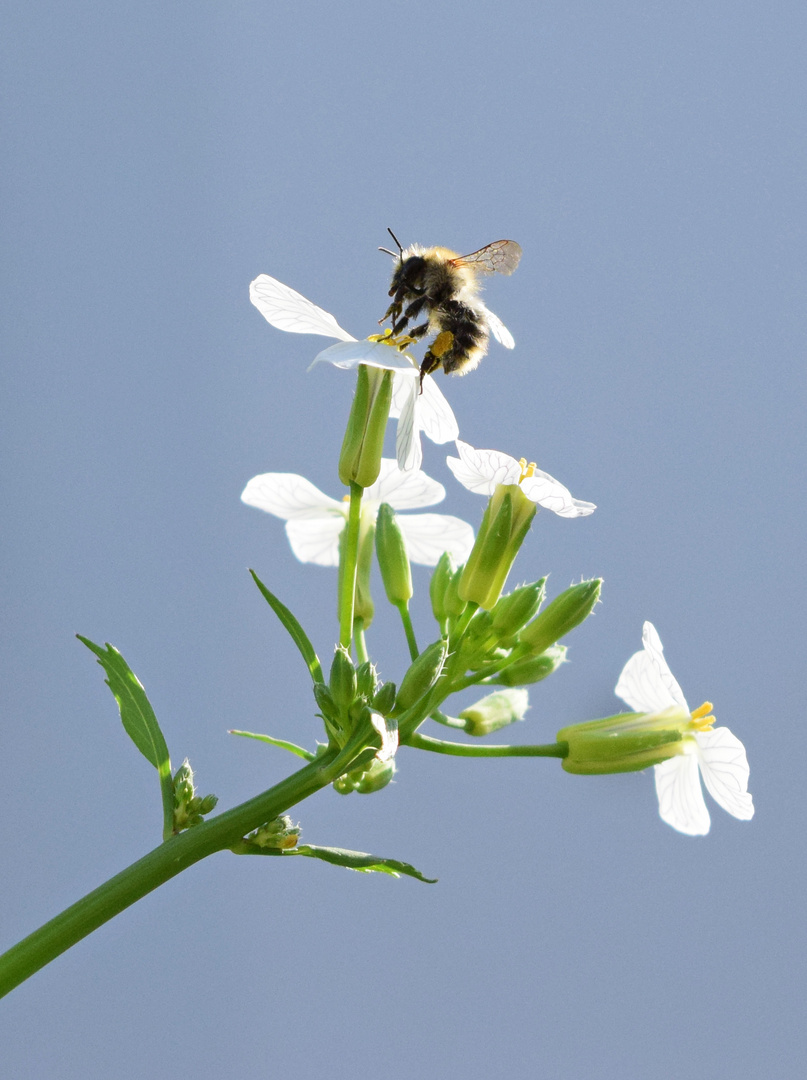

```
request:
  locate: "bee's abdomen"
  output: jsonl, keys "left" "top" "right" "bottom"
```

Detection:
{"left": 437, "top": 300, "right": 489, "bottom": 374}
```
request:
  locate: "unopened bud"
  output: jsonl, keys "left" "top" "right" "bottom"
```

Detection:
{"left": 518, "top": 579, "right": 602, "bottom": 655}
{"left": 372, "top": 680, "right": 397, "bottom": 716}
{"left": 430, "top": 551, "right": 456, "bottom": 624}
{"left": 376, "top": 503, "right": 413, "bottom": 605}
{"left": 329, "top": 647, "right": 357, "bottom": 714}
{"left": 394, "top": 639, "right": 449, "bottom": 713}
{"left": 491, "top": 579, "right": 546, "bottom": 642}
{"left": 355, "top": 661, "right": 378, "bottom": 701}
{"left": 355, "top": 757, "right": 396, "bottom": 793}
{"left": 313, "top": 682, "right": 338, "bottom": 721}
{"left": 495, "top": 645, "right": 567, "bottom": 686}
{"left": 459, "top": 688, "right": 529, "bottom": 736}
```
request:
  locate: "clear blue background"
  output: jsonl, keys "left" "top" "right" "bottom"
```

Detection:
{"left": 2, "top": 3, "right": 804, "bottom": 1078}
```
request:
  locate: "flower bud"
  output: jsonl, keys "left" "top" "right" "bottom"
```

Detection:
{"left": 354, "top": 757, "right": 396, "bottom": 793}
{"left": 558, "top": 707, "right": 687, "bottom": 774}
{"left": 459, "top": 485, "right": 537, "bottom": 610}
{"left": 491, "top": 579, "right": 546, "bottom": 642}
{"left": 313, "top": 682, "right": 339, "bottom": 722}
{"left": 329, "top": 646, "right": 357, "bottom": 715}
{"left": 518, "top": 579, "right": 602, "bottom": 655}
{"left": 459, "top": 688, "right": 529, "bottom": 736}
{"left": 429, "top": 551, "right": 456, "bottom": 624}
{"left": 372, "top": 680, "right": 397, "bottom": 716}
{"left": 355, "top": 661, "right": 378, "bottom": 701}
{"left": 338, "top": 364, "right": 394, "bottom": 488}
{"left": 375, "top": 503, "right": 413, "bottom": 605}
{"left": 394, "top": 639, "right": 449, "bottom": 713}
{"left": 248, "top": 814, "right": 301, "bottom": 848}
{"left": 494, "top": 645, "right": 567, "bottom": 686}
{"left": 442, "top": 562, "right": 467, "bottom": 619}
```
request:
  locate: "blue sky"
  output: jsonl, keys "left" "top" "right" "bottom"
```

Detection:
{"left": 2, "top": 3, "right": 805, "bottom": 1077}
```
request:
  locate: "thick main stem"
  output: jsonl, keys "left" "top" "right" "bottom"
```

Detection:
{"left": 0, "top": 747, "right": 347, "bottom": 999}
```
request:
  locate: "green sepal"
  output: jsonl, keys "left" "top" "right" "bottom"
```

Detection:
{"left": 228, "top": 729, "right": 316, "bottom": 762}
{"left": 78, "top": 636, "right": 174, "bottom": 841}
{"left": 238, "top": 842, "right": 437, "bottom": 883}
{"left": 249, "top": 570, "right": 325, "bottom": 684}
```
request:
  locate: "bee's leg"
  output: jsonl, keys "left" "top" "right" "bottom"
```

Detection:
{"left": 418, "top": 331, "right": 454, "bottom": 390}
{"left": 408, "top": 322, "right": 430, "bottom": 341}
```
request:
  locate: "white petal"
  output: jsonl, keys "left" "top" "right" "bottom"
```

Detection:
{"left": 695, "top": 727, "right": 754, "bottom": 822}
{"left": 394, "top": 377, "right": 421, "bottom": 472}
{"left": 399, "top": 513, "right": 475, "bottom": 565}
{"left": 249, "top": 275, "right": 354, "bottom": 340}
{"left": 446, "top": 441, "right": 521, "bottom": 496}
{"left": 285, "top": 513, "right": 346, "bottom": 566}
{"left": 615, "top": 649, "right": 681, "bottom": 713}
{"left": 241, "top": 472, "right": 343, "bottom": 520}
{"left": 654, "top": 751, "right": 711, "bottom": 836}
{"left": 484, "top": 307, "right": 515, "bottom": 349}
{"left": 371, "top": 711, "right": 398, "bottom": 762}
{"left": 365, "top": 459, "right": 445, "bottom": 509}
{"left": 311, "top": 340, "right": 418, "bottom": 372}
{"left": 415, "top": 374, "right": 460, "bottom": 445}
{"left": 520, "top": 469, "right": 596, "bottom": 517}
{"left": 641, "top": 622, "right": 688, "bottom": 710}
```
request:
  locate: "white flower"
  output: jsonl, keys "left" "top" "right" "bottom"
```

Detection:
{"left": 249, "top": 275, "right": 459, "bottom": 472}
{"left": 241, "top": 458, "right": 474, "bottom": 567}
{"left": 615, "top": 621, "right": 754, "bottom": 836}
{"left": 445, "top": 440, "right": 596, "bottom": 518}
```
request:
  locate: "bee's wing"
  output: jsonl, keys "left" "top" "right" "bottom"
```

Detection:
{"left": 452, "top": 240, "right": 522, "bottom": 276}
{"left": 484, "top": 307, "right": 515, "bottom": 349}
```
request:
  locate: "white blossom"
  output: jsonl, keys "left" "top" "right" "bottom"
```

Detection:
{"left": 446, "top": 440, "right": 596, "bottom": 518}
{"left": 615, "top": 621, "right": 754, "bottom": 835}
{"left": 249, "top": 275, "right": 458, "bottom": 471}
{"left": 241, "top": 458, "right": 474, "bottom": 568}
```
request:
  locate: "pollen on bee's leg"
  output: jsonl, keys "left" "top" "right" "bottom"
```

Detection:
{"left": 431, "top": 331, "right": 454, "bottom": 358}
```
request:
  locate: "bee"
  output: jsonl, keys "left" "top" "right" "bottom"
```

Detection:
{"left": 379, "top": 230, "right": 522, "bottom": 385}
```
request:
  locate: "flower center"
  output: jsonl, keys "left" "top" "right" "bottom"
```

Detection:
{"left": 689, "top": 701, "right": 715, "bottom": 731}
{"left": 517, "top": 458, "right": 538, "bottom": 484}
{"left": 367, "top": 328, "right": 418, "bottom": 352}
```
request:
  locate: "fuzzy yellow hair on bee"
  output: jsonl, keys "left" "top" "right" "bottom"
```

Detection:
{"left": 379, "top": 230, "right": 522, "bottom": 385}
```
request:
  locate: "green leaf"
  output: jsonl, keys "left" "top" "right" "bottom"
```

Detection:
{"left": 249, "top": 570, "right": 325, "bottom": 684}
{"left": 78, "top": 636, "right": 174, "bottom": 841}
{"left": 228, "top": 729, "right": 315, "bottom": 762}
{"left": 240, "top": 842, "right": 437, "bottom": 883}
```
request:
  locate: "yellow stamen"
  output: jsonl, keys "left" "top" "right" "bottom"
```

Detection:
{"left": 367, "top": 329, "right": 418, "bottom": 351}
{"left": 517, "top": 458, "right": 538, "bottom": 484}
{"left": 690, "top": 700, "right": 715, "bottom": 731}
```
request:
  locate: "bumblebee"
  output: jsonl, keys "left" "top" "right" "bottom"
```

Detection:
{"left": 379, "top": 230, "right": 522, "bottom": 385}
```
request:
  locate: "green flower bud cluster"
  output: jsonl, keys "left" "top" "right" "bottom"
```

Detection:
{"left": 172, "top": 759, "right": 218, "bottom": 832}
{"left": 245, "top": 814, "right": 301, "bottom": 850}
{"left": 314, "top": 650, "right": 397, "bottom": 748}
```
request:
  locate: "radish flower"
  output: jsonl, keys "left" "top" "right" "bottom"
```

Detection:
{"left": 241, "top": 458, "right": 474, "bottom": 568}
{"left": 249, "top": 275, "right": 458, "bottom": 471}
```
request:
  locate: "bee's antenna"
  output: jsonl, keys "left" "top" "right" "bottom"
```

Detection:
{"left": 380, "top": 224, "right": 401, "bottom": 255}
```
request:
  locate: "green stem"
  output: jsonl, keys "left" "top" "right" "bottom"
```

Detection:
{"left": 0, "top": 745, "right": 358, "bottom": 999}
{"left": 407, "top": 732, "right": 568, "bottom": 758}
{"left": 396, "top": 602, "right": 419, "bottom": 661}
{"left": 353, "top": 620, "right": 369, "bottom": 664}
{"left": 338, "top": 483, "right": 364, "bottom": 649}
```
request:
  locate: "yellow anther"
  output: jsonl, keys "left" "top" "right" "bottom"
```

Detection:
{"left": 517, "top": 458, "right": 538, "bottom": 483}
{"left": 367, "top": 329, "right": 418, "bottom": 351}
{"left": 690, "top": 701, "right": 715, "bottom": 731}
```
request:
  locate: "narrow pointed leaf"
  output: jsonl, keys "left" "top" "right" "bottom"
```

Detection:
{"left": 228, "top": 729, "right": 316, "bottom": 762}
{"left": 249, "top": 570, "right": 325, "bottom": 683}
{"left": 240, "top": 843, "right": 437, "bottom": 882}
{"left": 78, "top": 636, "right": 174, "bottom": 839}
